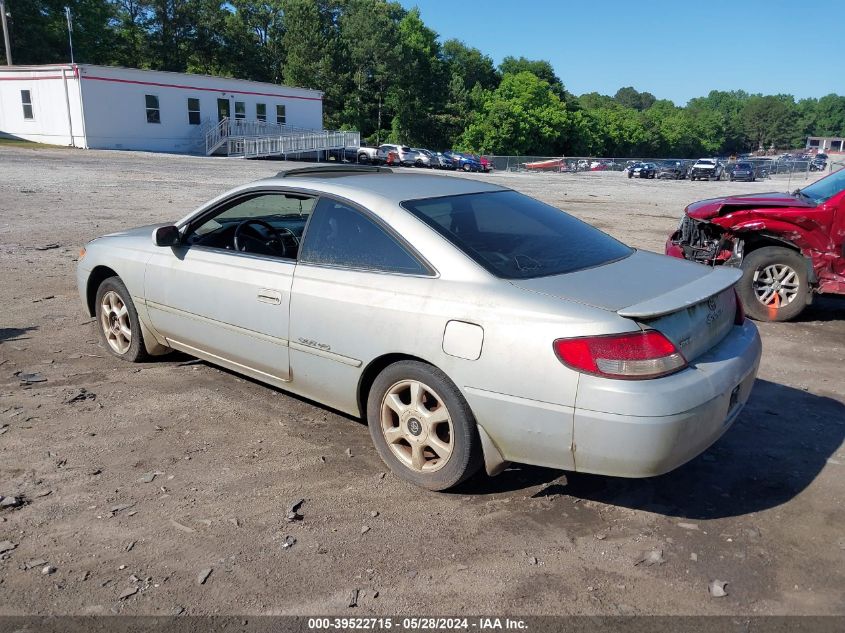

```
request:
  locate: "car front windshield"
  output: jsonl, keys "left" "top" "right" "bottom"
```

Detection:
{"left": 799, "top": 167, "right": 845, "bottom": 204}
{"left": 401, "top": 190, "right": 633, "bottom": 279}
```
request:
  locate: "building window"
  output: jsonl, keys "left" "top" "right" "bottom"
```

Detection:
{"left": 187, "top": 98, "right": 201, "bottom": 125}
{"left": 21, "top": 90, "right": 34, "bottom": 119}
{"left": 145, "top": 95, "right": 160, "bottom": 124}
{"left": 256, "top": 103, "right": 266, "bottom": 122}
{"left": 234, "top": 101, "right": 245, "bottom": 120}
{"left": 276, "top": 104, "right": 286, "bottom": 125}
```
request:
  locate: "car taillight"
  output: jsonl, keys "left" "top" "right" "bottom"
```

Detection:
{"left": 734, "top": 288, "right": 745, "bottom": 325}
{"left": 553, "top": 331, "right": 687, "bottom": 380}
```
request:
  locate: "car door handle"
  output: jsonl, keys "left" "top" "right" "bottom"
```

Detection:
{"left": 257, "top": 289, "right": 282, "bottom": 305}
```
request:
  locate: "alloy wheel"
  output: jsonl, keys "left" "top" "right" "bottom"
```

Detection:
{"left": 380, "top": 379, "right": 454, "bottom": 473}
{"left": 752, "top": 263, "right": 799, "bottom": 308}
{"left": 100, "top": 290, "right": 132, "bottom": 354}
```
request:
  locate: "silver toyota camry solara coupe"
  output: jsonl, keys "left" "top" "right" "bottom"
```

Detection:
{"left": 77, "top": 165, "right": 761, "bottom": 490}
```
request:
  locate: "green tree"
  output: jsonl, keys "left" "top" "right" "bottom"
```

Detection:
{"left": 221, "top": 0, "right": 286, "bottom": 83}
{"left": 281, "top": 0, "right": 347, "bottom": 128}
{"left": 813, "top": 94, "right": 845, "bottom": 136}
{"left": 499, "top": 55, "right": 566, "bottom": 100}
{"left": 441, "top": 39, "right": 499, "bottom": 91}
{"left": 686, "top": 90, "right": 749, "bottom": 153}
{"left": 741, "top": 94, "right": 797, "bottom": 150}
{"left": 613, "top": 86, "right": 656, "bottom": 111}
{"left": 339, "top": 0, "right": 404, "bottom": 142}
{"left": 2, "top": 0, "right": 118, "bottom": 65}
{"left": 458, "top": 71, "right": 568, "bottom": 155}
{"left": 578, "top": 92, "right": 616, "bottom": 110}
{"left": 387, "top": 7, "right": 445, "bottom": 146}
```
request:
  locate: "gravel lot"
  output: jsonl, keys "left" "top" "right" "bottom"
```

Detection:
{"left": 1, "top": 145, "right": 844, "bottom": 616}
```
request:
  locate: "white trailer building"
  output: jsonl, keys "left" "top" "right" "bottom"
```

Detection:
{"left": 0, "top": 64, "right": 352, "bottom": 156}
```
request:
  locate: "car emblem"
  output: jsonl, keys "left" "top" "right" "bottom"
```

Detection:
{"left": 707, "top": 297, "right": 718, "bottom": 311}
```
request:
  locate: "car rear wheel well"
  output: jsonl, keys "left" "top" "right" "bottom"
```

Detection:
{"left": 357, "top": 353, "right": 433, "bottom": 418}
{"left": 86, "top": 266, "right": 120, "bottom": 317}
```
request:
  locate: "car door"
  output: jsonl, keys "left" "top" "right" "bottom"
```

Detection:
{"left": 287, "top": 196, "right": 436, "bottom": 412}
{"left": 144, "top": 191, "right": 316, "bottom": 383}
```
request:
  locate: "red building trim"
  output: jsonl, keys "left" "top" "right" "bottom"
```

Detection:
{"left": 81, "top": 74, "right": 322, "bottom": 101}
{"left": 0, "top": 69, "right": 321, "bottom": 101}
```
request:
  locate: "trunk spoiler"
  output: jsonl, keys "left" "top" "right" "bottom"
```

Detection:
{"left": 618, "top": 267, "right": 742, "bottom": 319}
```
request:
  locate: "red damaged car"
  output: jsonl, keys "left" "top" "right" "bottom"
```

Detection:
{"left": 666, "top": 167, "right": 845, "bottom": 322}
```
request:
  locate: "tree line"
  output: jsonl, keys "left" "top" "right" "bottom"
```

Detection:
{"left": 3, "top": 0, "right": 845, "bottom": 157}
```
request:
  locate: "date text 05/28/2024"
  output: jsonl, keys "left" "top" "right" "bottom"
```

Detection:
{"left": 307, "top": 617, "right": 528, "bottom": 630}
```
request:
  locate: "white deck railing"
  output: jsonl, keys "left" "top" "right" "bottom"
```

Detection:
{"left": 205, "top": 117, "right": 359, "bottom": 158}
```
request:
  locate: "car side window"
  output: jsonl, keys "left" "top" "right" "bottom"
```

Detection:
{"left": 185, "top": 192, "right": 316, "bottom": 260}
{"left": 299, "top": 198, "right": 427, "bottom": 274}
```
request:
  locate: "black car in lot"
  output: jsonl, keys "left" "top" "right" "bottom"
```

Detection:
{"left": 628, "top": 162, "right": 657, "bottom": 178}
{"left": 657, "top": 161, "right": 687, "bottom": 179}
{"left": 810, "top": 156, "right": 828, "bottom": 172}
{"left": 729, "top": 161, "right": 756, "bottom": 182}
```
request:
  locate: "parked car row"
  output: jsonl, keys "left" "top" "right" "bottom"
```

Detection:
{"left": 355, "top": 144, "right": 491, "bottom": 172}
{"left": 625, "top": 158, "right": 774, "bottom": 182}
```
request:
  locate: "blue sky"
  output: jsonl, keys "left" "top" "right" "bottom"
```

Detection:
{"left": 398, "top": 0, "right": 843, "bottom": 105}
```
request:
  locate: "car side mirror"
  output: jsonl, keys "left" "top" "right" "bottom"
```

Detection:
{"left": 153, "top": 225, "right": 181, "bottom": 247}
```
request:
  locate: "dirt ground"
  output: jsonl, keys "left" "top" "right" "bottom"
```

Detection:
{"left": 1, "top": 146, "right": 844, "bottom": 617}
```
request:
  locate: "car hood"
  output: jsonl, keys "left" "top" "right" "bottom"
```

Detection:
{"left": 509, "top": 250, "right": 739, "bottom": 317}
{"left": 97, "top": 224, "right": 168, "bottom": 241}
{"left": 685, "top": 192, "right": 813, "bottom": 219}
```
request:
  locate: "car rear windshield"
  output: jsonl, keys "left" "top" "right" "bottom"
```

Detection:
{"left": 401, "top": 190, "right": 633, "bottom": 279}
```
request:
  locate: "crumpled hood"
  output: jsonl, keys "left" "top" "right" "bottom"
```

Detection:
{"left": 686, "top": 192, "right": 814, "bottom": 220}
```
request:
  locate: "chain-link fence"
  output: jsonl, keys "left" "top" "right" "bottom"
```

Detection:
{"left": 483, "top": 155, "right": 840, "bottom": 182}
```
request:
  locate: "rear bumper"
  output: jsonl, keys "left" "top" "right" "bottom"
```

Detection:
{"left": 572, "top": 320, "right": 761, "bottom": 477}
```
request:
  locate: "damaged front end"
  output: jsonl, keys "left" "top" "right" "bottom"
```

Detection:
{"left": 667, "top": 215, "right": 744, "bottom": 267}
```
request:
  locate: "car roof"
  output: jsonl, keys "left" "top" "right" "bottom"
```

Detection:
{"left": 257, "top": 171, "right": 507, "bottom": 203}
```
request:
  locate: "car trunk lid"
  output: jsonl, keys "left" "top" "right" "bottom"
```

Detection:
{"left": 511, "top": 250, "right": 741, "bottom": 362}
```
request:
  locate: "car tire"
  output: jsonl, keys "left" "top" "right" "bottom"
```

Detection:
{"left": 367, "top": 360, "right": 483, "bottom": 491}
{"left": 462, "top": 163, "right": 472, "bottom": 172}
{"left": 737, "top": 246, "right": 809, "bottom": 322}
{"left": 358, "top": 153, "right": 370, "bottom": 165}
{"left": 94, "top": 276, "right": 150, "bottom": 362}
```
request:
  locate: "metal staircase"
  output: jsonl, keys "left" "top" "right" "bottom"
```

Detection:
{"left": 205, "top": 117, "right": 360, "bottom": 159}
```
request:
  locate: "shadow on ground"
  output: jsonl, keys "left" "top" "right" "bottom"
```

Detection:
{"left": 0, "top": 326, "right": 37, "bottom": 343}
{"left": 458, "top": 379, "right": 845, "bottom": 520}
{"left": 795, "top": 294, "right": 845, "bottom": 322}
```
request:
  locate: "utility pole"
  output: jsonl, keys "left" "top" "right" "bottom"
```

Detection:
{"left": 65, "top": 6, "right": 73, "bottom": 64}
{"left": 1, "top": 0, "right": 12, "bottom": 65}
